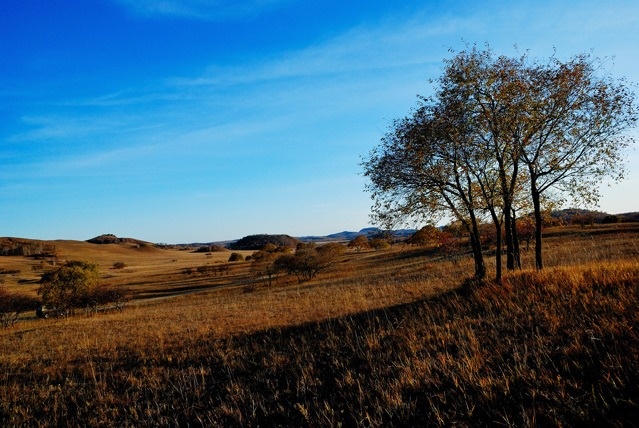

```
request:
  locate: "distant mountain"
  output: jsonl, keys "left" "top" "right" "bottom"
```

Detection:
{"left": 300, "top": 227, "right": 416, "bottom": 242}
{"left": 171, "top": 211, "right": 639, "bottom": 247}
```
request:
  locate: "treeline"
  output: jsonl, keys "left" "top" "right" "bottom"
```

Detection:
{"left": 0, "top": 238, "right": 57, "bottom": 257}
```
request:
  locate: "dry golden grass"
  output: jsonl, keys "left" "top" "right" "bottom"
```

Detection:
{"left": 1, "top": 224, "right": 638, "bottom": 426}
{"left": 0, "top": 239, "right": 254, "bottom": 299}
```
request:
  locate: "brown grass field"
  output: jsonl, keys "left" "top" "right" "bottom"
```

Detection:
{"left": 1, "top": 223, "right": 639, "bottom": 426}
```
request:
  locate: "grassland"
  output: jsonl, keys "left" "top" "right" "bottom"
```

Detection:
{"left": 1, "top": 224, "right": 638, "bottom": 426}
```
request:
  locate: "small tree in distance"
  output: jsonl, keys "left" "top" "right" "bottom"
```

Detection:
{"left": 406, "top": 225, "right": 444, "bottom": 247}
{"left": 347, "top": 235, "right": 370, "bottom": 252}
{"left": 228, "top": 252, "right": 244, "bottom": 262}
{"left": 0, "top": 287, "right": 38, "bottom": 328}
{"left": 38, "top": 260, "right": 126, "bottom": 315}
{"left": 250, "top": 244, "right": 289, "bottom": 286}
{"left": 276, "top": 243, "right": 344, "bottom": 283}
{"left": 369, "top": 238, "right": 391, "bottom": 251}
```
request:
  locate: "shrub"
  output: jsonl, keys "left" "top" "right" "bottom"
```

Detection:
{"left": 37, "top": 261, "right": 101, "bottom": 314}
{"left": 347, "top": 235, "right": 370, "bottom": 252}
{"left": 76, "top": 285, "right": 129, "bottom": 312}
{"left": 228, "top": 253, "right": 244, "bottom": 262}
{"left": 406, "top": 225, "right": 441, "bottom": 246}
{"left": 112, "top": 261, "right": 127, "bottom": 269}
{"left": 0, "top": 287, "right": 38, "bottom": 327}
{"left": 369, "top": 238, "right": 391, "bottom": 251}
{"left": 276, "top": 242, "right": 343, "bottom": 283}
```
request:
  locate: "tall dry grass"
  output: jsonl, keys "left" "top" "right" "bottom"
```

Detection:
{"left": 0, "top": 224, "right": 638, "bottom": 426}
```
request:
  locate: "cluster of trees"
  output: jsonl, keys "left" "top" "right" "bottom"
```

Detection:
{"left": 363, "top": 46, "right": 637, "bottom": 281}
{"left": 0, "top": 239, "right": 57, "bottom": 258}
{"left": 347, "top": 235, "right": 392, "bottom": 252}
{"left": 1, "top": 260, "right": 127, "bottom": 326}
{"left": 37, "top": 261, "right": 127, "bottom": 315}
{"left": 250, "top": 242, "right": 344, "bottom": 286}
{"left": 229, "top": 234, "right": 300, "bottom": 251}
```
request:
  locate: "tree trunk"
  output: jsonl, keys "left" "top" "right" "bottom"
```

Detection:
{"left": 468, "top": 214, "right": 486, "bottom": 280}
{"left": 494, "top": 222, "right": 502, "bottom": 282}
{"left": 531, "top": 186, "right": 544, "bottom": 270}
{"left": 511, "top": 210, "right": 522, "bottom": 269}
{"left": 489, "top": 210, "right": 503, "bottom": 282}
{"left": 504, "top": 205, "right": 515, "bottom": 270}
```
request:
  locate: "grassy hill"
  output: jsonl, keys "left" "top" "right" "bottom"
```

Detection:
{"left": 1, "top": 223, "right": 638, "bottom": 426}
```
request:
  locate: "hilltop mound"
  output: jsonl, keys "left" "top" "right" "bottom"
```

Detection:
{"left": 228, "top": 234, "right": 300, "bottom": 251}
{"left": 87, "top": 234, "right": 150, "bottom": 246}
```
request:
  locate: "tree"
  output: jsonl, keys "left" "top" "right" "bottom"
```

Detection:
{"left": 250, "top": 245, "right": 289, "bottom": 286}
{"left": 38, "top": 261, "right": 101, "bottom": 314}
{"left": 275, "top": 243, "right": 343, "bottom": 283}
{"left": 363, "top": 75, "right": 488, "bottom": 279}
{"left": 363, "top": 45, "right": 636, "bottom": 280}
{"left": 406, "top": 225, "right": 444, "bottom": 247}
{"left": 442, "top": 48, "right": 530, "bottom": 276}
{"left": 347, "top": 235, "right": 370, "bottom": 252}
{"left": 518, "top": 53, "right": 636, "bottom": 269}
{"left": 369, "top": 238, "right": 391, "bottom": 251}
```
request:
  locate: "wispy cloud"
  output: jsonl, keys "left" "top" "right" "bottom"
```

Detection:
{"left": 114, "top": 0, "right": 291, "bottom": 20}
{"left": 169, "top": 16, "right": 472, "bottom": 88}
{"left": 5, "top": 10, "right": 464, "bottom": 181}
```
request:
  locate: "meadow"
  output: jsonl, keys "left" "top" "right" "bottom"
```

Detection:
{"left": 1, "top": 223, "right": 638, "bottom": 426}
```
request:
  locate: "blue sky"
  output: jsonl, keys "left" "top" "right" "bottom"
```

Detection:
{"left": 1, "top": 0, "right": 638, "bottom": 243}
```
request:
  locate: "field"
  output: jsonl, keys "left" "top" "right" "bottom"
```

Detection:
{"left": 1, "top": 224, "right": 639, "bottom": 426}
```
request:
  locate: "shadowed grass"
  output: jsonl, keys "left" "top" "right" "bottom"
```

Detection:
{"left": 1, "top": 225, "right": 638, "bottom": 426}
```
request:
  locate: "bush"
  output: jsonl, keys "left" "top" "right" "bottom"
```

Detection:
{"left": 112, "top": 261, "right": 127, "bottom": 269}
{"left": 369, "top": 238, "right": 391, "bottom": 251}
{"left": 406, "top": 225, "right": 445, "bottom": 247}
{"left": 276, "top": 243, "right": 343, "bottom": 283}
{"left": 76, "top": 285, "right": 129, "bottom": 312}
{"left": 37, "top": 261, "right": 101, "bottom": 315}
{"left": 347, "top": 235, "right": 370, "bottom": 252}
{"left": 228, "top": 253, "right": 244, "bottom": 262}
{"left": 602, "top": 214, "right": 620, "bottom": 224}
{"left": 0, "top": 287, "right": 38, "bottom": 327}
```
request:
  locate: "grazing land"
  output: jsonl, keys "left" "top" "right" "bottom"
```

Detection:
{"left": 1, "top": 223, "right": 639, "bottom": 426}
